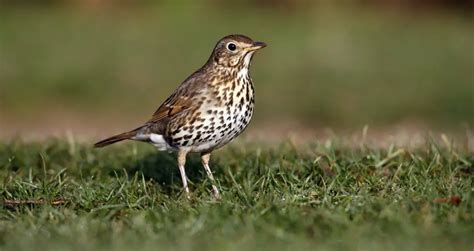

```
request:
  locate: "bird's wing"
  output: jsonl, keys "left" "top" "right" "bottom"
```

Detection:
{"left": 147, "top": 71, "right": 204, "bottom": 123}
{"left": 148, "top": 92, "right": 193, "bottom": 123}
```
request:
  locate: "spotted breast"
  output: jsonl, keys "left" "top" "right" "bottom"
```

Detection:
{"left": 165, "top": 58, "right": 255, "bottom": 153}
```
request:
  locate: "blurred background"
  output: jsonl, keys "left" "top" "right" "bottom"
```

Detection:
{"left": 0, "top": 0, "right": 473, "bottom": 141}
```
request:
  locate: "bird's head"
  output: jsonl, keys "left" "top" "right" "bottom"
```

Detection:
{"left": 208, "top": 34, "right": 266, "bottom": 69}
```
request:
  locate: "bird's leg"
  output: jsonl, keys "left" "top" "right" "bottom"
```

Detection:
{"left": 177, "top": 150, "right": 190, "bottom": 198}
{"left": 201, "top": 152, "right": 221, "bottom": 199}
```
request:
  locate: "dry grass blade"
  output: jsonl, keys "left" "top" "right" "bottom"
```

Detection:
{"left": 3, "top": 199, "right": 67, "bottom": 209}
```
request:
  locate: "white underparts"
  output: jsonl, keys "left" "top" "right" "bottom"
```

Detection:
{"left": 242, "top": 51, "right": 254, "bottom": 68}
{"left": 149, "top": 134, "right": 174, "bottom": 151}
{"left": 132, "top": 133, "right": 175, "bottom": 151}
{"left": 235, "top": 52, "right": 253, "bottom": 80}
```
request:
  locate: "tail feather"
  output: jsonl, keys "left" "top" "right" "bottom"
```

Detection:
{"left": 94, "top": 130, "right": 137, "bottom": 148}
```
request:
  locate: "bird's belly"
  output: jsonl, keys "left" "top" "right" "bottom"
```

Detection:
{"left": 169, "top": 102, "right": 254, "bottom": 153}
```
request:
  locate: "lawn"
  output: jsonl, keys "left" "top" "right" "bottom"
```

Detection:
{"left": 0, "top": 138, "right": 472, "bottom": 251}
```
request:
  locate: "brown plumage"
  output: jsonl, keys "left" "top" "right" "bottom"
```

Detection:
{"left": 94, "top": 34, "right": 266, "bottom": 199}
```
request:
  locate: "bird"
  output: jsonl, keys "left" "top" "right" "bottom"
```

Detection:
{"left": 94, "top": 34, "right": 266, "bottom": 199}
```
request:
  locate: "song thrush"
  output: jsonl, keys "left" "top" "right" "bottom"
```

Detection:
{"left": 94, "top": 34, "right": 266, "bottom": 199}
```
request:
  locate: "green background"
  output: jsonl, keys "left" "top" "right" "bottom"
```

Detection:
{"left": 1, "top": 3, "right": 472, "bottom": 135}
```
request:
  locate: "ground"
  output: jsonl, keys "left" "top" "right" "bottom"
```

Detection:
{"left": 0, "top": 137, "right": 472, "bottom": 251}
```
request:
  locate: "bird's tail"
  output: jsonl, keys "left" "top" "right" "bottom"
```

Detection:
{"left": 94, "top": 128, "right": 140, "bottom": 148}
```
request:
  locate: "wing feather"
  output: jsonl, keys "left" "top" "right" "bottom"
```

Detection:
{"left": 147, "top": 70, "right": 205, "bottom": 123}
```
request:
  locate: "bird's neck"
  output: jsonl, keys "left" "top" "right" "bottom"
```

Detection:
{"left": 204, "top": 53, "right": 254, "bottom": 80}
{"left": 205, "top": 62, "right": 249, "bottom": 80}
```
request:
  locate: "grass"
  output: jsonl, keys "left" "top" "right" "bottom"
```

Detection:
{"left": 0, "top": 138, "right": 472, "bottom": 251}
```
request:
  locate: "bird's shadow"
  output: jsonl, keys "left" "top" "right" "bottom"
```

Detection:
{"left": 127, "top": 152, "right": 211, "bottom": 194}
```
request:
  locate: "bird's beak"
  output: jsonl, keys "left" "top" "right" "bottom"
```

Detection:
{"left": 248, "top": 41, "right": 267, "bottom": 51}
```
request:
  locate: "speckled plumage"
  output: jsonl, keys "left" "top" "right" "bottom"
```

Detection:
{"left": 94, "top": 34, "right": 266, "bottom": 199}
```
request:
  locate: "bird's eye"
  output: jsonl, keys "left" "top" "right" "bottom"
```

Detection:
{"left": 227, "top": 43, "right": 237, "bottom": 51}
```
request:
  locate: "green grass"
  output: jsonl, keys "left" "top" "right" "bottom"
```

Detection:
{"left": 0, "top": 138, "right": 472, "bottom": 251}
{"left": 0, "top": 5, "right": 473, "bottom": 128}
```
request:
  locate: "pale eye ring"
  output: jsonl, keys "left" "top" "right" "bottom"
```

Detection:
{"left": 227, "top": 42, "right": 237, "bottom": 51}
